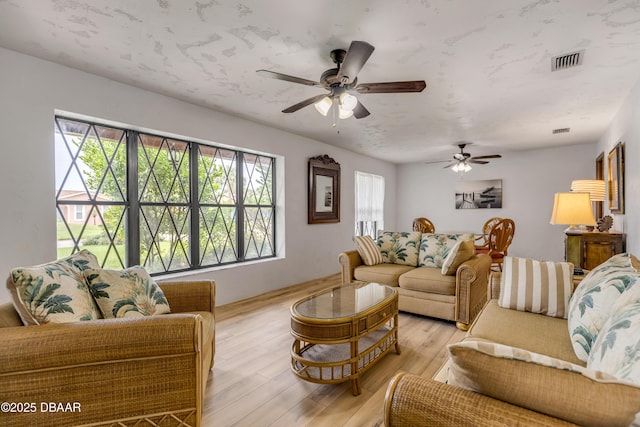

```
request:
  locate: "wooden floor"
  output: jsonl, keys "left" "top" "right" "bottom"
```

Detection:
{"left": 203, "top": 274, "right": 466, "bottom": 427}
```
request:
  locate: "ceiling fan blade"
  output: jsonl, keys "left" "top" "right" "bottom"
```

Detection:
{"left": 336, "top": 41, "right": 375, "bottom": 84}
{"left": 442, "top": 162, "right": 458, "bottom": 169}
{"left": 469, "top": 159, "right": 489, "bottom": 165}
{"left": 424, "top": 159, "right": 450, "bottom": 164}
{"left": 355, "top": 81, "right": 426, "bottom": 94}
{"left": 282, "top": 94, "right": 328, "bottom": 113}
{"left": 353, "top": 101, "right": 370, "bottom": 119}
{"left": 256, "top": 70, "right": 323, "bottom": 87}
{"left": 471, "top": 154, "right": 502, "bottom": 160}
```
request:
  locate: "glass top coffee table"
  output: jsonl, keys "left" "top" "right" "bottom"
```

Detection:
{"left": 290, "top": 282, "right": 399, "bottom": 396}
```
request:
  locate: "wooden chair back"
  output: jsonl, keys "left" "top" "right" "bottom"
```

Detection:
{"left": 487, "top": 218, "right": 516, "bottom": 269}
{"left": 412, "top": 217, "right": 435, "bottom": 233}
{"left": 475, "top": 217, "right": 502, "bottom": 250}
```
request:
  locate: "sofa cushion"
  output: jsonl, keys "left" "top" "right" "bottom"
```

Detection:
{"left": 418, "top": 233, "right": 473, "bottom": 268}
{"left": 499, "top": 256, "right": 573, "bottom": 319}
{"left": 352, "top": 235, "right": 383, "bottom": 266}
{"left": 467, "top": 299, "right": 583, "bottom": 365}
{"left": 377, "top": 231, "right": 421, "bottom": 266}
{"left": 8, "top": 250, "right": 102, "bottom": 325}
{"left": 588, "top": 300, "right": 640, "bottom": 385}
{"left": 447, "top": 340, "right": 640, "bottom": 427}
{"left": 353, "top": 264, "right": 413, "bottom": 287}
{"left": 398, "top": 267, "right": 456, "bottom": 295}
{"left": 84, "top": 266, "right": 171, "bottom": 318}
{"left": 567, "top": 253, "right": 640, "bottom": 362}
{"left": 441, "top": 239, "right": 475, "bottom": 275}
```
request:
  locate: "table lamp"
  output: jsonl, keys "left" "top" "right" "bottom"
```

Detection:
{"left": 550, "top": 192, "right": 596, "bottom": 230}
{"left": 570, "top": 179, "right": 606, "bottom": 222}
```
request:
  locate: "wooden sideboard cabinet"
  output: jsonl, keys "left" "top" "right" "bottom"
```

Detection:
{"left": 565, "top": 231, "right": 626, "bottom": 270}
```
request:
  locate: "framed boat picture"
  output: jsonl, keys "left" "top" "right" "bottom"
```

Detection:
{"left": 455, "top": 179, "right": 503, "bottom": 209}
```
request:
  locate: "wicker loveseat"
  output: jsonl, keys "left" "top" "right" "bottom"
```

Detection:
{"left": 339, "top": 231, "right": 491, "bottom": 329}
{"left": 0, "top": 279, "right": 215, "bottom": 427}
{"left": 385, "top": 254, "right": 640, "bottom": 427}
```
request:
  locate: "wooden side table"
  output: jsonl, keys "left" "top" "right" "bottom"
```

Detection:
{"left": 565, "top": 231, "right": 625, "bottom": 270}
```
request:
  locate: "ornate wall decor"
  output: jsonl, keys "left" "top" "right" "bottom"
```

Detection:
{"left": 308, "top": 155, "right": 340, "bottom": 224}
{"left": 607, "top": 142, "right": 625, "bottom": 214}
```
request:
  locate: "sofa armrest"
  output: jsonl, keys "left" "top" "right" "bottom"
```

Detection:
{"left": 0, "top": 314, "right": 204, "bottom": 426}
{"left": 454, "top": 253, "right": 491, "bottom": 328}
{"left": 384, "top": 373, "right": 578, "bottom": 427}
{"left": 158, "top": 280, "right": 216, "bottom": 313}
{"left": 338, "top": 250, "right": 362, "bottom": 285}
{"left": 489, "top": 271, "right": 502, "bottom": 300}
{"left": 0, "top": 314, "right": 203, "bottom": 374}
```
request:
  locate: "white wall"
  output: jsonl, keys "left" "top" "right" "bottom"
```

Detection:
{"left": 596, "top": 78, "right": 640, "bottom": 255}
{"left": 0, "top": 47, "right": 397, "bottom": 305}
{"left": 397, "top": 144, "right": 598, "bottom": 262}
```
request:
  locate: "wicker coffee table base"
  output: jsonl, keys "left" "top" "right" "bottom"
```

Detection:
{"left": 290, "top": 287, "right": 400, "bottom": 396}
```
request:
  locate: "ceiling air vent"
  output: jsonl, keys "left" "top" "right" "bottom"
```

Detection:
{"left": 551, "top": 50, "right": 584, "bottom": 71}
{"left": 552, "top": 128, "right": 570, "bottom": 134}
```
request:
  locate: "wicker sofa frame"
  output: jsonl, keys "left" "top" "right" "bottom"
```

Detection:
{"left": 0, "top": 280, "right": 215, "bottom": 427}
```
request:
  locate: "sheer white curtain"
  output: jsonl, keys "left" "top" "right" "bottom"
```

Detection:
{"left": 355, "top": 171, "right": 385, "bottom": 237}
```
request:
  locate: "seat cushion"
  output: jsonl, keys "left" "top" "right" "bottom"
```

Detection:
{"left": 353, "top": 264, "right": 413, "bottom": 286}
{"left": 467, "top": 300, "right": 583, "bottom": 365}
{"left": 398, "top": 267, "right": 456, "bottom": 295}
{"left": 447, "top": 340, "right": 640, "bottom": 427}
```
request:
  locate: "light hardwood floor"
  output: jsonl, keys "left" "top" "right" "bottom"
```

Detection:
{"left": 203, "top": 274, "right": 466, "bottom": 427}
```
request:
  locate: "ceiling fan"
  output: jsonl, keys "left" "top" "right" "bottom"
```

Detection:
{"left": 426, "top": 143, "right": 502, "bottom": 173}
{"left": 256, "top": 41, "right": 426, "bottom": 121}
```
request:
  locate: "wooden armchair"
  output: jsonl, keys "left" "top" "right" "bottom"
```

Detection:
{"left": 474, "top": 217, "right": 502, "bottom": 253}
{"left": 486, "top": 218, "right": 516, "bottom": 270}
{"left": 412, "top": 217, "right": 435, "bottom": 233}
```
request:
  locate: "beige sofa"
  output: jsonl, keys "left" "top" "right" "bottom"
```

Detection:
{"left": 0, "top": 279, "right": 215, "bottom": 427}
{"left": 385, "top": 254, "right": 640, "bottom": 427}
{"left": 339, "top": 231, "right": 492, "bottom": 329}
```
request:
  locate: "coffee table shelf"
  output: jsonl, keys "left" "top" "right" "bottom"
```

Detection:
{"left": 290, "top": 282, "right": 399, "bottom": 396}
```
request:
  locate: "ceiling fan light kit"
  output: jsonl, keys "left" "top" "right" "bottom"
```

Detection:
{"left": 425, "top": 143, "right": 502, "bottom": 175}
{"left": 257, "top": 40, "right": 426, "bottom": 124}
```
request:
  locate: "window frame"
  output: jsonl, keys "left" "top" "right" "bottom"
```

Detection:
{"left": 55, "top": 115, "right": 277, "bottom": 275}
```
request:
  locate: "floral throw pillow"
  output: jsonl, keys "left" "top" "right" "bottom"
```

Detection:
{"left": 419, "top": 233, "right": 473, "bottom": 268}
{"left": 567, "top": 253, "right": 640, "bottom": 362}
{"left": 376, "top": 231, "right": 421, "bottom": 266}
{"left": 588, "top": 300, "right": 640, "bottom": 386}
{"left": 8, "top": 250, "right": 102, "bottom": 325}
{"left": 84, "top": 266, "right": 171, "bottom": 318}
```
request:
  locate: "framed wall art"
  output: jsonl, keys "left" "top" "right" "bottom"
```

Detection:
{"left": 308, "top": 155, "right": 340, "bottom": 224}
{"left": 455, "top": 179, "right": 503, "bottom": 209}
{"left": 607, "top": 142, "right": 625, "bottom": 214}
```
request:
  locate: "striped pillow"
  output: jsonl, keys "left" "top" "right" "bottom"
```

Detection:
{"left": 353, "top": 235, "right": 384, "bottom": 266}
{"left": 499, "top": 256, "right": 573, "bottom": 319}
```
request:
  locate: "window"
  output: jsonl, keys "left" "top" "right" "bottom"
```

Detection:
{"left": 355, "top": 171, "right": 385, "bottom": 238}
{"left": 55, "top": 116, "right": 276, "bottom": 274}
{"left": 74, "top": 205, "right": 84, "bottom": 221}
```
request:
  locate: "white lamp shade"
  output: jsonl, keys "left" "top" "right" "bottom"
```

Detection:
{"left": 570, "top": 179, "right": 606, "bottom": 202}
{"left": 550, "top": 192, "right": 597, "bottom": 226}
{"left": 339, "top": 92, "right": 358, "bottom": 111}
{"left": 338, "top": 107, "right": 353, "bottom": 119}
{"left": 314, "top": 96, "right": 332, "bottom": 116}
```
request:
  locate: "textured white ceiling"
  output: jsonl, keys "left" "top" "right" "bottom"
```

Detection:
{"left": 1, "top": 0, "right": 640, "bottom": 163}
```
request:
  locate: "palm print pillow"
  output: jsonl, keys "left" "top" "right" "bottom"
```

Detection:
{"left": 419, "top": 233, "right": 473, "bottom": 268}
{"left": 567, "top": 253, "right": 640, "bottom": 362}
{"left": 8, "top": 250, "right": 102, "bottom": 325}
{"left": 84, "top": 266, "right": 171, "bottom": 318}
{"left": 588, "top": 300, "right": 640, "bottom": 385}
{"left": 376, "top": 231, "right": 421, "bottom": 266}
